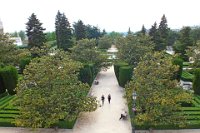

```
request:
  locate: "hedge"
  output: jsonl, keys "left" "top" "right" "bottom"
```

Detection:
{"left": 19, "top": 57, "right": 31, "bottom": 74}
{"left": 79, "top": 64, "right": 95, "bottom": 86}
{"left": 193, "top": 69, "right": 200, "bottom": 95}
{"left": 119, "top": 66, "right": 133, "bottom": 87}
{"left": 181, "top": 71, "right": 194, "bottom": 82}
{"left": 0, "top": 66, "right": 18, "bottom": 95}
{"left": 114, "top": 62, "right": 129, "bottom": 83}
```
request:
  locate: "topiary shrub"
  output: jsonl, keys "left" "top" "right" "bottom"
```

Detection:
{"left": 19, "top": 57, "right": 31, "bottom": 74}
{"left": 79, "top": 64, "right": 93, "bottom": 86}
{"left": 114, "top": 62, "right": 129, "bottom": 82}
{"left": 193, "top": 68, "right": 200, "bottom": 95}
{"left": 172, "top": 57, "right": 183, "bottom": 80}
{"left": 0, "top": 66, "right": 18, "bottom": 95}
{"left": 119, "top": 66, "right": 133, "bottom": 87}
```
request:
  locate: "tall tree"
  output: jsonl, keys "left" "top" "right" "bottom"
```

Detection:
{"left": 127, "top": 27, "right": 132, "bottom": 35}
{"left": 141, "top": 25, "right": 146, "bottom": 35}
{"left": 15, "top": 51, "right": 97, "bottom": 128}
{"left": 19, "top": 31, "right": 26, "bottom": 42}
{"left": 85, "top": 25, "right": 101, "bottom": 39}
{"left": 101, "top": 29, "right": 107, "bottom": 37}
{"left": 157, "top": 14, "right": 169, "bottom": 51}
{"left": 26, "top": 13, "right": 46, "bottom": 49}
{"left": 73, "top": 20, "right": 86, "bottom": 40}
{"left": 55, "top": 11, "right": 72, "bottom": 51}
{"left": 126, "top": 52, "right": 191, "bottom": 127}
{"left": 117, "top": 35, "right": 154, "bottom": 67}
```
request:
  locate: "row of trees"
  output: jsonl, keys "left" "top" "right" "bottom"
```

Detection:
{"left": 26, "top": 12, "right": 106, "bottom": 52}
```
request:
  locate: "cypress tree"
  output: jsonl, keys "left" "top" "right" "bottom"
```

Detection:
{"left": 26, "top": 13, "right": 46, "bottom": 48}
{"left": 157, "top": 14, "right": 169, "bottom": 51}
{"left": 73, "top": 20, "right": 86, "bottom": 40}
{"left": 55, "top": 11, "right": 72, "bottom": 51}
{"left": 141, "top": 25, "right": 146, "bottom": 35}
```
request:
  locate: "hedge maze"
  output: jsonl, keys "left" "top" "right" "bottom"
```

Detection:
{"left": 0, "top": 95, "right": 18, "bottom": 127}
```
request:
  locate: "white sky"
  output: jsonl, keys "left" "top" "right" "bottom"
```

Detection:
{"left": 1, "top": 0, "right": 200, "bottom": 33}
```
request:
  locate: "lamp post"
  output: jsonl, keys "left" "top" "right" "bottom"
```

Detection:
{"left": 132, "top": 92, "right": 137, "bottom": 133}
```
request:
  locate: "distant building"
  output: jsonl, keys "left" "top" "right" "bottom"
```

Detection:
{"left": 0, "top": 19, "right": 3, "bottom": 34}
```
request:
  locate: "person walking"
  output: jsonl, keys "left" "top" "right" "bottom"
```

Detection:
{"left": 108, "top": 94, "right": 111, "bottom": 104}
{"left": 101, "top": 95, "right": 105, "bottom": 106}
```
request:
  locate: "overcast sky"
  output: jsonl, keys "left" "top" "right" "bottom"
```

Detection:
{"left": 1, "top": 0, "right": 200, "bottom": 33}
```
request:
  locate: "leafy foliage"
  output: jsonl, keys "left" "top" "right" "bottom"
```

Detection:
{"left": 126, "top": 52, "right": 192, "bottom": 127}
{"left": 119, "top": 66, "right": 132, "bottom": 87}
{"left": 117, "top": 34, "right": 154, "bottom": 67}
{"left": 15, "top": 51, "right": 97, "bottom": 128}
{"left": 98, "top": 36, "right": 112, "bottom": 49}
{"left": 70, "top": 39, "right": 109, "bottom": 72}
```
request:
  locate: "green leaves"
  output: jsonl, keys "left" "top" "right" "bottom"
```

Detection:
{"left": 126, "top": 52, "right": 192, "bottom": 127}
{"left": 15, "top": 51, "right": 97, "bottom": 128}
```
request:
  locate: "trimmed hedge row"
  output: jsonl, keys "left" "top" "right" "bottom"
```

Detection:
{"left": 114, "top": 62, "right": 132, "bottom": 87}
{"left": 0, "top": 66, "right": 18, "bottom": 95}
{"left": 79, "top": 64, "right": 95, "bottom": 86}
{"left": 193, "top": 69, "right": 200, "bottom": 95}
{"left": 114, "top": 62, "right": 128, "bottom": 83}
{"left": 119, "top": 66, "right": 133, "bottom": 87}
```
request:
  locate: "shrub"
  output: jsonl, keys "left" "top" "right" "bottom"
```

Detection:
{"left": 79, "top": 64, "right": 93, "bottom": 86}
{"left": 114, "top": 62, "right": 129, "bottom": 83}
{"left": 172, "top": 57, "right": 183, "bottom": 80}
{"left": 0, "top": 66, "right": 18, "bottom": 95}
{"left": 119, "top": 66, "right": 133, "bottom": 87}
{"left": 193, "top": 69, "right": 200, "bottom": 95}
{"left": 19, "top": 57, "right": 31, "bottom": 73}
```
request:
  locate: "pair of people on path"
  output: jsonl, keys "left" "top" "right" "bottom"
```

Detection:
{"left": 101, "top": 94, "right": 111, "bottom": 105}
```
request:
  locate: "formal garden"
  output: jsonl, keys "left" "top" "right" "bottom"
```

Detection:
{"left": 1, "top": 12, "right": 200, "bottom": 132}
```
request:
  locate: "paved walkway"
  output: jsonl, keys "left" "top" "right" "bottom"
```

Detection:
{"left": 0, "top": 66, "right": 132, "bottom": 133}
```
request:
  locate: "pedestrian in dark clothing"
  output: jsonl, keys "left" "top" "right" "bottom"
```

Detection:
{"left": 108, "top": 94, "right": 111, "bottom": 104}
{"left": 101, "top": 95, "right": 105, "bottom": 105}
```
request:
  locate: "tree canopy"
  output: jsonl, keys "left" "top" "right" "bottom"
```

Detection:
{"left": 126, "top": 52, "right": 191, "bottom": 127}
{"left": 15, "top": 51, "right": 97, "bottom": 128}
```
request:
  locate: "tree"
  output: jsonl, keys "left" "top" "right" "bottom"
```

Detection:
{"left": 55, "top": 11, "right": 72, "bottom": 51}
{"left": 45, "top": 32, "right": 56, "bottom": 42}
{"left": 85, "top": 25, "right": 101, "bottom": 39}
{"left": 141, "top": 25, "right": 146, "bottom": 35}
{"left": 149, "top": 22, "right": 158, "bottom": 44}
{"left": 117, "top": 34, "right": 154, "bottom": 67}
{"left": 15, "top": 51, "right": 97, "bottom": 128}
{"left": 191, "top": 26, "right": 200, "bottom": 45}
{"left": 126, "top": 52, "right": 191, "bottom": 127}
{"left": 174, "top": 26, "right": 193, "bottom": 59}
{"left": 127, "top": 27, "right": 132, "bottom": 35}
{"left": 157, "top": 14, "right": 169, "bottom": 51}
{"left": 73, "top": 20, "right": 86, "bottom": 40}
{"left": 101, "top": 29, "right": 107, "bottom": 37}
{"left": 98, "top": 36, "right": 112, "bottom": 49}
{"left": 193, "top": 68, "right": 200, "bottom": 95}
{"left": 0, "top": 33, "right": 30, "bottom": 66}
{"left": 70, "top": 39, "right": 109, "bottom": 72}
{"left": 26, "top": 13, "right": 46, "bottom": 49}
{"left": 19, "top": 30, "right": 26, "bottom": 42}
